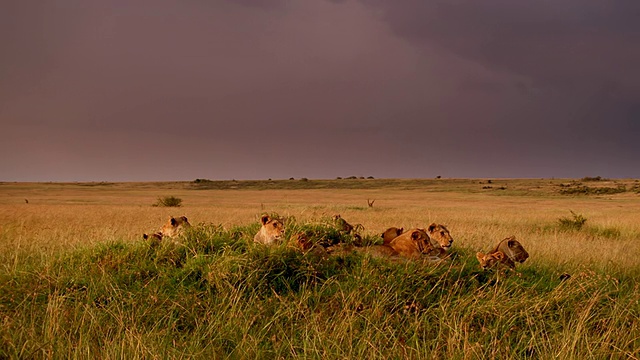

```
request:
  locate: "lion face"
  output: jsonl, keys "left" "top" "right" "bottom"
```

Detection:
{"left": 161, "top": 216, "right": 191, "bottom": 238}
{"left": 292, "top": 232, "right": 313, "bottom": 251}
{"left": 388, "top": 228, "right": 435, "bottom": 258}
{"left": 476, "top": 250, "right": 517, "bottom": 270}
{"left": 253, "top": 214, "right": 285, "bottom": 245}
{"left": 381, "top": 227, "right": 404, "bottom": 244}
{"left": 332, "top": 214, "right": 354, "bottom": 233}
{"left": 426, "top": 223, "right": 454, "bottom": 250}
{"left": 476, "top": 251, "right": 505, "bottom": 269}
{"left": 143, "top": 232, "right": 163, "bottom": 245}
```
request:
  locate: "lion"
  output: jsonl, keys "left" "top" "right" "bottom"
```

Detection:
{"left": 476, "top": 236, "right": 529, "bottom": 270}
{"left": 292, "top": 232, "right": 313, "bottom": 251}
{"left": 332, "top": 214, "right": 364, "bottom": 234}
{"left": 476, "top": 251, "right": 512, "bottom": 270}
{"left": 424, "top": 223, "right": 454, "bottom": 250}
{"left": 381, "top": 227, "right": 404, "bottom": 244}
{"left": 354, "top": 244, "right": 400, "bottom": 258}
{"left": 291, "top": 231, "right": 330, "bottom": 257}
{"left": 387, "top": 228, "right": 438, "bottom": 259}
{"left": 160, "top": 216, "right": 191, "bottom": 238}
{"left": 253, "top": 214, "right": 285, "bottom": 245}
{"left": 142, "top": 232, "right": 163, "bottom": 246}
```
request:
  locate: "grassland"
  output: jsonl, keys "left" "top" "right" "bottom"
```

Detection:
{"left": 1, "top": 178, "right": 639, "bottom": 358}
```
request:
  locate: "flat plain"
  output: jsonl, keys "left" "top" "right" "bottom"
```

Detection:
{"left": 1, "top": 178, "right": 639, "bottom": 358}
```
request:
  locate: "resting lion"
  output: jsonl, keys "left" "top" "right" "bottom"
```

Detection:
{"left": 142, "top": 216, "right": 190, "bottom": 240}
{"left": 424, "top": 223, "right": 453, "bottom": 251}
{"left": 142, "top": 232, "right": 163, "bottom": 246}
{"left": 332, "top": 214, "right": 364, "bottom": 234}
{"left": 160, "top": 216, "right": 191, "bottom": 238}
{"left": 381, "top": 227, "right": 404, "bottom": 244}
{"left": 387, "top": 228, "right": 438, "bottom": 259}
{"left": 476, "top": 236, "right": 529, "bottom": 270}
{"left": 253, "top": 214, "right": 285, "bottom": 245}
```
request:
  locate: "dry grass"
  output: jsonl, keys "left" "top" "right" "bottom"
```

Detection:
{"left": 2, "top": 179, "right": 639, "bottom": 273}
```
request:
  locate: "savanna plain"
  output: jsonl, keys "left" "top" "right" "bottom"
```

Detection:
{"left": 1, "top": 178, "right": 639, "bottom": 359}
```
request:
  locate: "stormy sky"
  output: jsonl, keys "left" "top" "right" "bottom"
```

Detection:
{"left": 1, "top": 0, "right": 639, "bottom": 181}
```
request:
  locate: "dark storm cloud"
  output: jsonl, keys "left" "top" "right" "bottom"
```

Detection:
{"left": 1, "top": 1, "right": 638, "bottom": 181}
{"left": 359, "top": 0, "right": 640, "bottom": 90}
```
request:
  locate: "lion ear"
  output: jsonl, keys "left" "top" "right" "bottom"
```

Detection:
{"left": 143, "top": 233, "right": 149, "bottom": 240}
{"left": 261, "top": 214, "right": 271, "bottom": 225}
{"left": 428, "top": 223, "right": 437, "bottom": 232}
{"left": 170, "top": 217, "right": 177, "bottom": 226}
{"left": 411, "top": 230, "right": 421, "bottom": 240}
{"left": 181, "top": 216, "right": 188, "bottom": 222}
{"left": 398, "top": 227, "right": 404, "bottom": 234}
{"left": 494, "top": 251, "right": 505, "bottom": 260}
{"left": 476, "top": 252, "right": 484, "bottom": 260}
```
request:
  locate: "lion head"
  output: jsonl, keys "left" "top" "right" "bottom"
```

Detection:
{"left": 381, "top": 227, "right": 404, "bottom": 244}
{"left": 142, "top": 232, "right": 163, "bottom": 246}
{"left": 476, "top": 251, "right": 510, "bottom": 270}
{"left": 388, "top": 228, "right": 436, "bottom": 259}
{"left": 160, "top": 216, "right": 191, "bottom": 238}
{"left": 425, "top": 223, "right": 454, "bottom": 250}
{"left": 493, "top": 236, "right": 529, "bottom": 264}
{"left": 253, "top": 214, "right": 285, "bottom": 245}
{"left": 292, "top": 231, "right": 313, "bottom": 251}
{"left": 332, "top": 214, "right": 354, "bottom": 233}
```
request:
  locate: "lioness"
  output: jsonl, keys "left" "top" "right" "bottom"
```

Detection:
{"left": 381, "top": 227, "right": 404, "bottom": 244}
{"left": 142, "top": 232, "right": 163, "bottom": 246}
{"left": 355, "top": 244, "right": 400, "bottom": 258}
{"left": 388, "top": 228, "right": 437, "bottom": 259}
{"left": 332, "top": 214, "right": 364, "bottom": 234}
{"left": 476, "top": 236, "right": 529, "bottom": 270}
{"left": 292, "top": 232, "right": 330, "bottom": 257}
{"left": 424, "top": 223, "right": 454, "bottom": 250}
{"left": 253, "top": 214, "right": 285, "bottom": 245}
{"left": 160, "top": 216, "right": 191, "bottom": 238}
{"left": 476, "top": 251, "right": 510, "bottom": 270}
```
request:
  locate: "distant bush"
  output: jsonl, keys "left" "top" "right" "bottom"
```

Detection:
{"left": 193, "top": 178, "right": 212, "bottom": 183}
{"left": 300, "top": 178, "right": 309, "bottom": 182}
{"left": 367, "top": 176, "right": 375, "bottom": 179}
{"left": 558, "top": 211, "right": 587, "bottom": 230}
{"left": 559, "top": 185, "right": 626, "bottom": 195}
{"left": 153, "top": 196, "right": 183, "bottom": 207}
{"left": 581, "top": 176, "right": 605, "bottom": 182}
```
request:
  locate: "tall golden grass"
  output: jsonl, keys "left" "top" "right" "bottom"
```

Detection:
{"left": 2, "top": 179, "right": 639, "bottom": 272}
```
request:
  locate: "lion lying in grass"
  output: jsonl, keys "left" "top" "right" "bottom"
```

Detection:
{"left": 476, "top": 236, "right": 529, "bottom": 270}
{"left": 161, "top": 216, "right": 191, "bottom": 237}
{"left": 254, "top": 214, "right": 285, "bottom": 245}
{"left": 143, "top": 215, "right": 191, "bottom": 241}
{"left": 381, "top": 223, "right": 453, "bottom": 260}
{"left": 348, "top": 228, "right": 439, "bottom": 261}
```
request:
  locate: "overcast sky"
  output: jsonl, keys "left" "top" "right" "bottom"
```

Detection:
{"left": 2, "top": 0, "right": 639, "bottom": 181}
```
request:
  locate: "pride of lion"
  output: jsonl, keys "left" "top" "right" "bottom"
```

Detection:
{"left": 142, "top": 213, "right": 529, "bottom": 271}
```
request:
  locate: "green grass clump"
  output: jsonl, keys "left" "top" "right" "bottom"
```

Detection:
{"left": 559, "top": 184, "right": 626, "bottom": 195}
{"left": 558, "top": 211, "right": 588, "bottom": 231}
{"left": 153, "top": 195, "right": 183, "bottom": 207}
{"left": 1, "top": 218, "right": 639, "bottom": 358}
